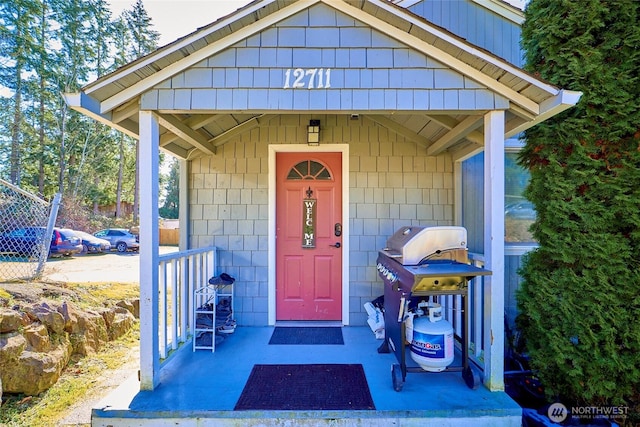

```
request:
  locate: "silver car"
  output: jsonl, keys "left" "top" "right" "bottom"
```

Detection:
{"left": 74, "top": 230, "right": 111, "bottom": 254}
{"left": 93, "top": 228, "right": 140, "bottom": 253}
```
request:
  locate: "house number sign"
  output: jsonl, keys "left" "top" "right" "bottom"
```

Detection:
{"left": 283, "top": 68, "right": 332, "bottom": 89}
{"left": 302, "top": 187, "right": 316, "bottom": 248}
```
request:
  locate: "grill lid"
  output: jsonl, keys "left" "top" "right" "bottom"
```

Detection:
{"left": 381, "top": 226, "right": 467, "bottom": 266}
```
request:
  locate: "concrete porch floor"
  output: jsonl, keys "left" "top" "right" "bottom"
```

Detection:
{"left": 91, "top": 326, "right": 522, "bottom": 426}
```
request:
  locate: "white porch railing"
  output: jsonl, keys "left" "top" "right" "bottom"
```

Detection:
{"left": 441, "top": 252, "right": 486, "bottom": 373}
{"left": 152, "top": 246, "right": 486, "bottom": 379}
{"left": 157, "top": 247, "right": 218, "bottom": 366}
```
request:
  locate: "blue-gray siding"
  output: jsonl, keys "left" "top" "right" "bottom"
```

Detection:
{"left": 141, "top": 3, "right": 509, "bottom": 112}
{"left": 408, "top": 0, "right": 523, "bottom": 67}
{"left": 461, "top": 152, "right": 484, "bottom": 254}
{"left": 189, "top": 115, "right": 456, "bottom": 326}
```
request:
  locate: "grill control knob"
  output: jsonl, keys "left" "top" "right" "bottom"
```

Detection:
{"left": 377, "top": 262, "right": 397, "bottom": 283}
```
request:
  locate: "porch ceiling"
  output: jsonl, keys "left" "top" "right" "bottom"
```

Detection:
{"left": 119, "top": 110, "right": 492, "bottom": 161}
{"left": 64, "top": 0, "right": 581, "bottom": 161}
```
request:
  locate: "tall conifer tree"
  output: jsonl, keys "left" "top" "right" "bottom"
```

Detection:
{"left": 517, "top": 0, "right": 640, "bottom": 409}
{"left": 0, "top": 0, "right": 156, "bottom": 223}
{"left": 123, "top": 0, "right": 159, "bottom": 224}
{"left": 159, "top": 160, "right": 179, "bottom": 220}
{"left": 0, "top": 0, "right": 41, "bottom": 185}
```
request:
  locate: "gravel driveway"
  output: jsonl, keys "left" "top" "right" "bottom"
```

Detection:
{"left": 43, "top": 246, "right": 178, "bottom": 283}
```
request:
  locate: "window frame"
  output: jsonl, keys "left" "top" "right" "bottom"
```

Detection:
{"left": 505, "top": 139, "right": 538, "bottom": 255}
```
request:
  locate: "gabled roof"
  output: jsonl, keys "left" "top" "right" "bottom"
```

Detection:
{"left": 65, "top": 0, "right": 580, "bottom": 160}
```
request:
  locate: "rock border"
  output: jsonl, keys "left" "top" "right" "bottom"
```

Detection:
{"left": 0, "top": 298, "right": 139, "bottom": 398}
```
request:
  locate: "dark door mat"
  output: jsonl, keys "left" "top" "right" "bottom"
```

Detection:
{"left": 268, "top": 326, "right": 344, "bottom": 345}
{"left": 234, "top": 364, "right": 376, "bottom": 410}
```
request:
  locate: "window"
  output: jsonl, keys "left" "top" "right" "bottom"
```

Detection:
{"left": 505, "top": 151, "right": 535, "bottom": 243}
{"left": 286, "top": 160, "right": 332, "bottom": 180}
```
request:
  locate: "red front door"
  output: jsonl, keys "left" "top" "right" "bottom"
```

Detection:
{"left": 276, "top": 152, "right": 342, "bottom": 321}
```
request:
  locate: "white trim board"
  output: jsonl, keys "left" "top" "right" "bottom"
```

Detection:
{"left": 267, "top": 143, "right": 350, "bottom": 326}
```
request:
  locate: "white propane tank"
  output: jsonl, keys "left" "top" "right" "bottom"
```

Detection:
{"left": 410, "top": 303, "right": 454, "bottom": 372}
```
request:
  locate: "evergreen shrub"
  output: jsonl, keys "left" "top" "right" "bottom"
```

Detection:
{"left": 516, "top": 0, "right": 640, "bottom": 414}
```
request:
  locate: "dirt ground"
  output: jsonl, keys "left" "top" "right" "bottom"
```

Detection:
{"left": 43, "top": 246, "right": 178, "bottom": 283}
{"left": 1, "top": 246, "right": 177, "bottom": 426}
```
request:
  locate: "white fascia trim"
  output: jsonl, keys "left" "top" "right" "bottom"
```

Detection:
{"left": 394, "top": 0, "right": 525, "bottom": 25}
{"left": 98, "top": 0, "right": 320, "bottom": 114}
{"left": 63, "top": 92, "right": 139, "bottom": 139}
{"left": 541, "top": 89, "right": 582, "bottom": 112}
{"left": 504, "top": 89, "right": 582, "bottom": 138}
{"left": 85, "top": 0, "right": 281, "bottom": 96}
{"left": 371, "top": 0, "right": 556, "bottom": 96}
{"left": 392, "top": 0, "right": 422, "bottom": 8}
{"left": 471, "top": 0, "right": 525, "bottom": 25}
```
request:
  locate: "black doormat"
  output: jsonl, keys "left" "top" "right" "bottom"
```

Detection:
{"left": 234, "top": 364, "right": 375, "bottom": 410}
{"left": 268, "top": 326, "right": 344, "bottom": 345}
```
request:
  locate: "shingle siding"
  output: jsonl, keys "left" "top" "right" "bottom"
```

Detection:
{"left": 408, "top": 0, "right": 523, "bottom": 67}
{"left": 142, "top": 3, "right": 510, "bottom": 112}
{"left": 189, "top": 115, "right": 454, "bottom": 326}
{"left": 163, "top": 1, "right": 519, "bottom": 328}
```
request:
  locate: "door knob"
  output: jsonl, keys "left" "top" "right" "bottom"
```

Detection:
{"left": 330, "top": 242, "right": 341, "bottom": 248}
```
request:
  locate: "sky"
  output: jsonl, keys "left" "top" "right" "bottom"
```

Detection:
{"left": 107, "top": 0, "right": 252, "bottom": 46}
{"left": 108, "top": 0, "right": 526, "bottom": 47}
{"left": 0, "top": 0, "right": 526, "bottom": 98}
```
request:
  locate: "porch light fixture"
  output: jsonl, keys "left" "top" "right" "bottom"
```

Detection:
{"left": 307, "top": 120, "right": 320, "bottom": 145}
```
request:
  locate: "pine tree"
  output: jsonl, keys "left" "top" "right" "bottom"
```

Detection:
{"left": 517, "top": 0, "right": 640, "bottom": 409}
{"left": 123, "top": 0, "right": 160, "bottom": 58}
{"left": 159, "top": 160, "right": 179, "bottom": 219}
{"left": 123, "top": 0, "right": 159, "bottom": 224}
{"left": 0, "top": 0, "right": 143, "bottom": 225}
{"left": 31, "top": 0, "right": 57, "bottom": 195}
{"left": 0, "top": 0, "right": 41, "bottom": 185}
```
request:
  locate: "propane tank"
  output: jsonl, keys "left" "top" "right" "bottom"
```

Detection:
{"left": 404, "top": 301, "right": 424, "bottom": 344}
{"left": 410, "top": 301, "right": 454, "bottom": 372}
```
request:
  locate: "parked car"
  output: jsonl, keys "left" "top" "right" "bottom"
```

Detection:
{"left": 0, "top": 227, "right": 45, "bottom": 256}
{"left": 74, "top": 230, "right": 111, "bottom": 254}
{"left": 94, "top": 228, "right": 140, "bottom": 253}
{"left": 51, "top": 228, "right": 84, "bottom": 257}
{"left": 0, "top": 227, "right": 83, "bottom": 258}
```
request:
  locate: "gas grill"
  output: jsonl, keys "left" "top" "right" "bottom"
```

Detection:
{"left": 376, "top": 226, "right": 491, "bottom": 391}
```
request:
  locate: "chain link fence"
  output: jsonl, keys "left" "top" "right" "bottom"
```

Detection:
{"left": 0, "top": 179, "right": 61, "bottom": 281}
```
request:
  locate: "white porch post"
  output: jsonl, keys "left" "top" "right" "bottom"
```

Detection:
{"left": 483, "top": 110, "right": 505, "bottom": 391}
{"left": 178, "top": 159, "right": 190, "bottom": 251}
{"left": 139, "top": 110, "right": 160, "bottom": 390}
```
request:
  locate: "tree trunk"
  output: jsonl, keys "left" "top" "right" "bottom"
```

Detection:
{"left": 10, "top": 65, "right": 23, "bottom": 185}
{"left": 37, "top": 1, "right": 46, "bottom": 195}
{"left": 133, "top": 140, "right": 139, "bottom": 224}
{"left": 38, "top": 76, "right": 45, "bottom": 195}
{"left": 58, "top": 103, "right": 67, "bottom": 194}
{"left": 93, "top": 174, "right": 100, "bottom": 215}
{"left": 116, "top": 133, "right": 124, "bottom": 218}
